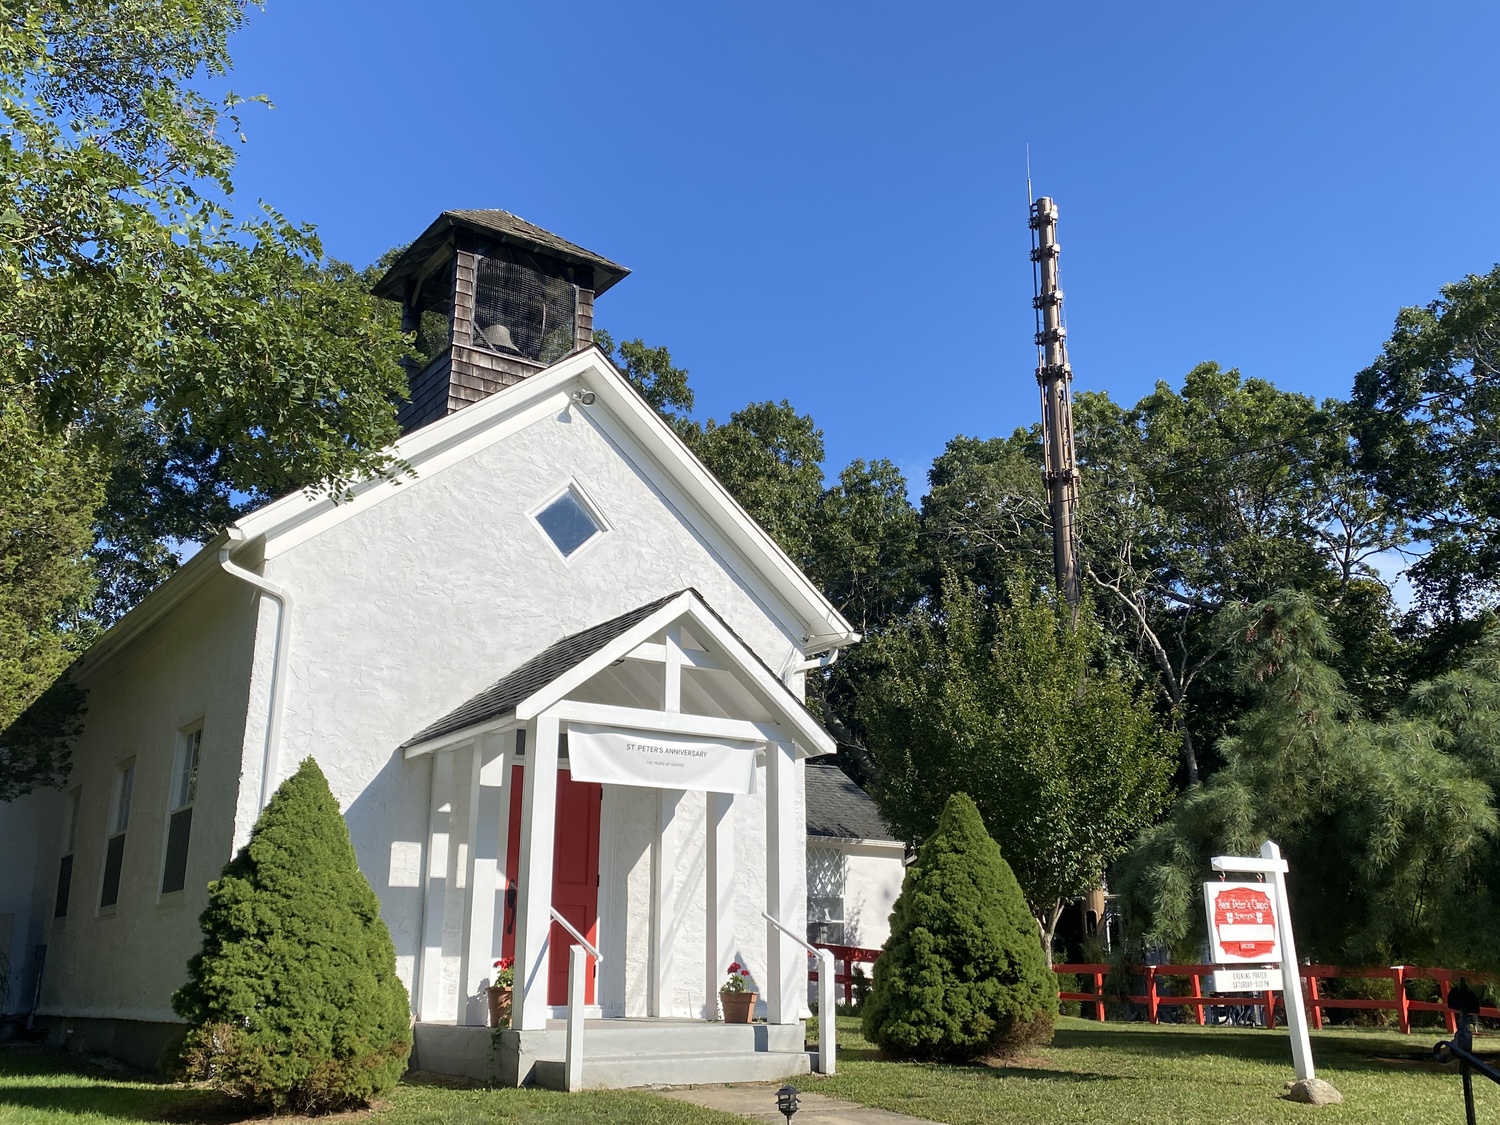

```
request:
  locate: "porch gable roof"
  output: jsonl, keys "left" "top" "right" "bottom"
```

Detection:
{"left": 399, "top": 589, "right": 836, "bottom": 758}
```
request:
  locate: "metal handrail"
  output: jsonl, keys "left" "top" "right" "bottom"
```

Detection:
{"left": 762, "top": 910, "right": 837, "bottom": 1075}
{"left": 551, "top": 907, "right": 602, "bottom": 964}
{"left": 761, "top": 910, "right": 820, "bottom": 956}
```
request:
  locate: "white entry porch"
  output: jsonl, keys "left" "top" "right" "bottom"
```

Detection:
{"left": 397, "top": 590, "right": 837, "bottom": 1087}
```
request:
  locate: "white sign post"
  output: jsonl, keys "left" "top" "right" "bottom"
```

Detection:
{"left": 1207, "top": 840, "right": 1314, "bottom": 1082}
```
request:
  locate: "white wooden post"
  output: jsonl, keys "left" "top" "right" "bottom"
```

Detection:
{"left": 512, "top": 713, "right": 559, "bottom": 1030}
{"left": 565, "top": 945, "right": 588, "bottom": 1091}
{"left": 705, "top": 791, "right": 735, "bottom": 1019}
{"left": 815, "top": 947, "right": 836, "bottom": 1075}
{"left": 459, "top": 734, "right": 506, "bottom": 1024}
{"left": 417, "top": 749, "right": 453, "bottom": 1022}
{"left": 650, "top": 789, "right": 681, "bottom": 1017}
{"left": 764, "top": 741, "right": 799, "bottom": 1024}
{"left": 492, "top": 734, "right": 516, "bottom": 967}
{"left": 1263, "top": 840, "right": 1315, "bottom": 1081}
{"left": 664, "top": 625, "right": 683, "bottom": 712}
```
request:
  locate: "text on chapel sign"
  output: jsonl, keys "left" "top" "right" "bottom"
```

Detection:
{"left": 566, "top": 723, "right": 759, "bottom": 794}
{"left": 1204, "top": 881, "right": 1281, "bottom": 964}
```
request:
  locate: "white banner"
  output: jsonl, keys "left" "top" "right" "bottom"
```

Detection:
{"left": 566, "top": 724, "right": 759, "bottom": 794}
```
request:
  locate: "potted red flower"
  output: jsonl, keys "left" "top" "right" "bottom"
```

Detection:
{"left": 719, "top": 962, "right": 757, "bottom": 1023}
{"left": 487, "top": 957, "right": 515, "bottom": 1028}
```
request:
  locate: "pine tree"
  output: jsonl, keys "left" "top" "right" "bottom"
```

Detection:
{"left": 172, "top": 758, "right": 412, "bottom": 1111}
{"left": 862, "top": 793, "right": 1056, "bottom": 1060}
{"left": 1114, "top": 593, "right": 1500, "bottom": 969}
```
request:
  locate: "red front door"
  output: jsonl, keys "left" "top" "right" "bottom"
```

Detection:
{"left": 500, "top": 766, "right": 602, "bottom": 1006}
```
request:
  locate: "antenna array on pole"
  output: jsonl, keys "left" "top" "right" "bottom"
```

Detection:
{"left": 1029, "top": 196, "right": 1082, "bottom": 607}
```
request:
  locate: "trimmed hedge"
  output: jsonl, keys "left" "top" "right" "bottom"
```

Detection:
{"left": 172, "top": 758, "right": 412, "bottom": 1112}
{"left": 862, "top": 792, "right": 1056, "bottom": 1060}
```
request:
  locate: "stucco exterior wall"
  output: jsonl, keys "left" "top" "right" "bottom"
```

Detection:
{"left": 251, "top": 403, "right": 811, "bottom": 1015}
{"left": 26, "top": 572, "right": 261, "bottom": 1024}
{"left": 840, "top": 842, "right": 906, "bottom": 950}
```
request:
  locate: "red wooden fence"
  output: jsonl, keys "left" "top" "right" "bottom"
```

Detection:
{"left": 1055, "top": 962, "right": 1500, "bottom": 1035}
{"left": 812, "top": 945, "right": 1500, "bottom": 1035}
{"left": 811, "top": 944, "right": 881, "bottom": 1006}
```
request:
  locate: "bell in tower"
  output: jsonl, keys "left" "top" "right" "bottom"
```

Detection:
{"left": 372, "top": 210, "right": 629, "bottom": 434}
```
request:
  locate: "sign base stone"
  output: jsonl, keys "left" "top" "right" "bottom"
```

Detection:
{"left": 1284, "top": 1078, "right": 1343, "bottom": 1105}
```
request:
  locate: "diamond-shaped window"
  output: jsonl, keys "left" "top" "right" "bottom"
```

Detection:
{"left": 535, "top": 487, "right": 602, "bottom": 558}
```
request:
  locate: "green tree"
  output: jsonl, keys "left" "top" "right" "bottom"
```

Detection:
{"left": 858, "top": 574, "right": 1175, "bottom": 959}
{"left": 1353, "top": 264, "right": 1500, "bottom": 615}
{"left": 862, "top": 793, "right": 1055, "bottom": 1060}
{"left": 921, "top": 365, "right": 1410, "bottom": 782}
{"left": 689, "top": 400, "right": 827, "bottom": 563}
{"left": 2, "top": 3, "right": 410, "bottom": 617}
{"left": 594, "top": 328, "right": 695, "bottom": 431}
{"left": 1114, "top": 594, "right": 1500, "bottom": 969}
{"left": 0, "top": 2, "right": 413, "bottom": 794}
{"left": 0, "top": 387, "right": 99, "bottom": 799}
{"left": 173, "top": 758, "right": 411, "bottom": 1111}
{"left": 807, "top": 458, "right": 920, "bottom": 635}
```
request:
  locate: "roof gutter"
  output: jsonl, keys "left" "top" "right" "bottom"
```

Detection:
{"left": 218, "top": 531, "right": 293, "bottom": 811}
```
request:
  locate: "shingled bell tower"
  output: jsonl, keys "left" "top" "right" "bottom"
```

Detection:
{"left": 373, "top": 210, "right": 630, "bottom": 434}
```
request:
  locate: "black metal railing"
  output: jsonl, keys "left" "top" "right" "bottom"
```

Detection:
{"left": 1434, "top": 983, "right": 1499, "bottom": 1125}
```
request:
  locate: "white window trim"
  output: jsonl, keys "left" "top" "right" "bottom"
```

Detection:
{"left": 158, "top": 723, "right": 203, "bottom": 902}
{"left": 527, "top": 478, "right": 611, "bottom": 564}
{"left": 54, "top": 786, "right": 82, "bottom": 926}
{"left": 98, "top": 757, "right": 135, "bottom": 917}
{"left": 806, "top": 846, "right": 847, "bottom": 944}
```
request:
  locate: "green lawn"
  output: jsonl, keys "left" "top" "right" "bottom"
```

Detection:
{"left": 0, "top": 1047, "right": 739, "bottom": 1125}
{"left": 799, "top": 1015, "right": 1496, "bottom": 1124}
{"left": 3, "top": 1019, "right": 1493, "bottom": 1125}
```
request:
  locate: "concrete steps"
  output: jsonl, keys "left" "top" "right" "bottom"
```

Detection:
{"left": 530, "top": 1020, "right": 811, "bottom": 1090}
{"left": 411, "top": 1018, "right": 813, "bottom": 1090}
{"left": 533, "top": 1048, "right": 811, "bottom": 1090}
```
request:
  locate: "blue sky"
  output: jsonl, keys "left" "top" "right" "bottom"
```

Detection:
{"left": 220, "top": 1, "right": 1500, "bottom": 495}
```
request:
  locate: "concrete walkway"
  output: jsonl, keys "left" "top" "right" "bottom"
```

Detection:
{"left": 660, "top": 1084, "right": 929, "bottom": 1124}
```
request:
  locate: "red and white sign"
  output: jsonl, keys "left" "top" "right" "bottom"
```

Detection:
{"left": 1204, "top": 881, "right": 1281, "bottom": 964}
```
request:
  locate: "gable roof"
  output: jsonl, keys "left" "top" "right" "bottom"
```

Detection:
{"left": 400, "top": 589, "right": 836, "bottom": 758}
{"left": 230, "top": 348, "right": 859, "bottom": 655}
{"left": 399, "top": 591, "right": 682, "bottom": 750}
{"left": 372, "top": 210, "right": 630, "bottom": 300}
{"left": 805, "top": 760, "right": 899, "bottom": 843}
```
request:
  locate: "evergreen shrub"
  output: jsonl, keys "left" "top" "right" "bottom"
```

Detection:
{"left": 172, "top": 758, "right": 412, "bottom": 1112}
{"left": 862, "top": 792, "right": 1056, "bottom": 1060}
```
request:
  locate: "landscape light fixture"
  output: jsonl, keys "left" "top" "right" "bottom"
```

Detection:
{"left": 776, "top": 1084, "right": 799, "bottom": 1121}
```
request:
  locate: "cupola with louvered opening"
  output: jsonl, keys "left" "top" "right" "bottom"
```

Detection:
{"left": 372, "top": 210, "right": 629, "bottom": 434}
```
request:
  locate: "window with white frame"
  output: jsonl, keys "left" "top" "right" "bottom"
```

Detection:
{"left": 161, "top": 726, "right": 201, "bottom": 894}
{"left": 100, "top": 760, "right": 134, "bottom": 909}
{"left": 532, "top": 484, "right": 604, "bottom": 558}
{"left": 54, "top": 787, "right": 81, "bottom": 918}
{"left": 806, "top": 846, "right": 846, "bottom": 944}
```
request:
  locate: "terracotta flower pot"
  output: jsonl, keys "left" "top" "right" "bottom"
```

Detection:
{"left": 487, "top": 985, "right": 513, "bottom": 1028}
{"left": 720, "top": 990, "right": 758, "bottom": 1024}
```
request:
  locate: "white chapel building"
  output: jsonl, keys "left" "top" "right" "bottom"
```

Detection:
{"left": 0, "top": 211, "right": 862, "bottom": 1087}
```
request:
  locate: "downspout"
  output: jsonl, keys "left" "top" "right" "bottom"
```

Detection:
{"left": 783, "top": 647, "right": 841, "bottom": 683}
{"left": 219, "top": 536, "right": 293, "bottom": 811}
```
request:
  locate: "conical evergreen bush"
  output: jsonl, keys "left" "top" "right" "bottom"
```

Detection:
{"left": 862, "top": 792, "right": 1056, "bottom": 1060}
{"left": 172, "top": 757, "right": 412, "bottom": 1111}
